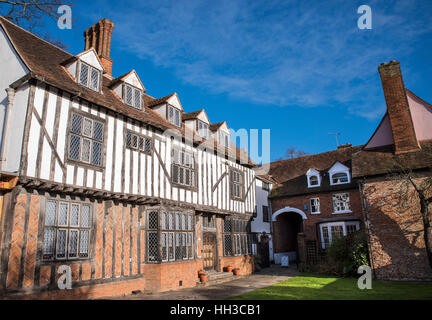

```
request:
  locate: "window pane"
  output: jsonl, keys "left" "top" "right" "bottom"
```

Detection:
{"left": 81, "top": 205, "right": 91, "bottom": 227}
{"left": 175, "top": 233, "right": 181, "bottom": 260}
{"left": 71, "top": 114, "right": 82, "bottom": 134}
{"left": 56, "top": 229, "right": 67, "bottom": 259}
{"left": 139, "top": 137, "right": 144, "bottom": 150}
{"left": 69, "top": 230, "right": 78, "bottom": 258}
{"left": 93, "top": 121, "right": 103, "bottom": 141}
{"left": 161, "top": 212, "right": 167, "bottom": 230}
{"left": 148, "top": 232, "right": 159, "bottom": 262}
{"left": 70, "top": 204, "right": 79, "bottom": 226}
{"left": 188, "top": 215, "right": 192, "bottom": 230}
{"left": 168, "top": 232, "right": 174, "bottom": 260}
{"left": 69, "top": 135, "right": 81, "bottom": 161}
{"left": 134, "top": 89, "right": 141, "bottom": 109}
{"left": 79, "top": 63, "right": 89, "bottom": 86}
{"left": 182, "top": 233, "right": 187, "bottom": 259}
{"left": 90, "top": 68, "right": 99, "bottom": 91}
{"left": 175, "top": 109, "right": 180, "bottom": 126}
{"left": 126, "top": 131, "right": 132, "bottom": 147}
{"left": 148, "top": 211, "right": 158, "bottom": 229}
{"left": 145, "top": 138, "right": 151, "bottom": 153}
{"left": 161, "top": 232, "right": 167, "bottom": 261}
{"left": 43, "top": 228, "right": 56, "bottom": 257}
{"left": 92, "top": 141, "right": 102, "bottom": 166}
{"left": 132, "top": 135, "right": 138, "bottom": 148}
{"left": 168, "top": 213, "right": 174, "bottom": 230}
{"left": 83, "top": 118, "right": 92, "bottom": 137}
{"left": 82, "top": 138, "right": 91, "bottom": 163}
{"left": 79, "top": 230, "right": 89, "bottom": 258}
{"left": 125, "top": 85, "right": 133, "bottom": 105}
{"left": 58, "top": 202, "right": 68, "bottom": 226}
{"left": 172, "top": 165, "right": 179, "bottom": 184}
{"left": 45, "top": 200, "right": 57, "bottom": 226}
{"left": 175, "top": 213, "right": 180, "bottom": 230}
{"left": 188, "top": 233, "right": 193, "bottom": 259}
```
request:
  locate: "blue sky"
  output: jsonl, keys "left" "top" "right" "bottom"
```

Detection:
{"left": 40, "top": 0, "right": 432, "bottom": 163}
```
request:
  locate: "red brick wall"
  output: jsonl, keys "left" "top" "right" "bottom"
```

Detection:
{"left": 271, "top": 188, "right": 363, "bottom": 247}
{"left": 0, "top": 188, "right": 254, "bottom": 299}
{"left": 363, "top": 178, "right": 432, "bottom": 280}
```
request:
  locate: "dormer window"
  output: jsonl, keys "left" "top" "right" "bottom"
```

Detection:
{"left": 306, "top": 168, "right": 321, "bottom": 188}
{"left": 219, "top": 131, "right": 229, "bottom": 148}
{"left": 123, "top": 84, "right": 142, "bottom": 109}
{"left": 197, "top": 120, "right": 209, "bottom": 139}
{"left": 79, "top": 61, "right": 100, "bottom": 92}
{"left": 329, "top": 162, "right": 351, "bottom": 186}
{"left": 168, "top": 105, "right": 181, "bottom": 127}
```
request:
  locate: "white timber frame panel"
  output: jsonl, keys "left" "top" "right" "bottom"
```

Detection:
{"left": 21, "top": 80, "right": 256, "bottom": 214}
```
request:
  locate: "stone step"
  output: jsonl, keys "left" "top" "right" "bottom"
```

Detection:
{"left": 196, "top": 271, "right": 242, "bottom": 287}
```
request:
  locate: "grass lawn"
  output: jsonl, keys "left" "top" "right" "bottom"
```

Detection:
{"left": 228, "top": 274, "right": 432, "bottom": 300}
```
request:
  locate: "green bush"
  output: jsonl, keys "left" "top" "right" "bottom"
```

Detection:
{"left": 325, "top": 231, "right": 370, "bottom": 277}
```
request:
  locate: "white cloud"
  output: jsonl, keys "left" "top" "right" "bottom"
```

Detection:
{"left": 91, "top": 0, "right": 432, "bottom": 120}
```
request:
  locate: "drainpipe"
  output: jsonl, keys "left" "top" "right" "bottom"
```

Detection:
{"left": 0, "top": 88, "right": 16, "bottom": 173}
{"left": 359, "top": 180, "right": 377, "bottom": 279}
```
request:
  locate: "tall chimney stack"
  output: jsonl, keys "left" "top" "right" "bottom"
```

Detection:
{"left": 84, "top": 18, "right": 115, "bottom": 76}
{"left": 378, "top": 61, "right": 420, "bottom": 154}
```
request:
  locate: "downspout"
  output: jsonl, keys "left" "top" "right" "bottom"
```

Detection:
{"left": 0, "top": 88, "right": 16, "bottom": 173}
{"left": 359, "top": 180, "right": 377, "bottom": 279}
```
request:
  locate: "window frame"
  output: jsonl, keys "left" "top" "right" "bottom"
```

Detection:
{"left": 330, "top": 171, "right": 350, "bottom": 185}
{"left": 223, "top": 218, "right": 252, "bottom": 257}
{"left": 66, "top": 109, "right": 106, "bottom": 170}
{"left": 262, "top": 205, "right": 270, "bottom": 223}
{"left": 332, "top": 193, "right": 352, "bottom": 214}
{"left": 124, "top": 129, "right": 153, "bottom": 155}
{"left": 167, "top": 104, "right": 182, "bottom": 128}
{"left": 171, "top": 148, "right": 197, "bottom": 190}
{"left": 145, "top": 209, "right": 195, "bottom": 264}
{"left": 229, "top": 168, "right": 244, "bottom": 201}
{"left": 41, "top": 198, "right": 94, "bottom": 262}
{"left": 310, "top": 198, "right": 320, "bottom": 214}
{"left": 77, "top": 60, "right": 101, "bottom": 92}
{"left": 196, "top": 120, "right": 209, "bottom": 139}
{"left": 319, "top": 221, "right": 360, "bottom": 249}
{"left": 123, "top": 83, "right": 142, "bottom": 110}
{"left": 219, "top": 131, "right": 229, "bottom": 148}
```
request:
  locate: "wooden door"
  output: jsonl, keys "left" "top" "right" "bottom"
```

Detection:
{"left": 203, "top": 233, "right": 217, "bottom": 271}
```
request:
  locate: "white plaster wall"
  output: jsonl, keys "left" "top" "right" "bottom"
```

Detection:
{"left": 0, "top": 25, "right": 29, "bottom": 173}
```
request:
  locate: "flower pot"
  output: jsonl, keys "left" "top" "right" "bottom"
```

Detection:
{"left": 226, "top": 266, "right": 233, "bottom": 272}
{"left": 233, "top": 269, "right": 240, "bottom": 276}
{"left": 200, "top": 275, "right": 208, "bottom": 282}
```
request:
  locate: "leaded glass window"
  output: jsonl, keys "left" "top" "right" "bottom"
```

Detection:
{"left": 79, "top": 61, "right": 100, "bottom": 92}
{"left": 68, "top": 113, "right": 104, "bottom": 167}
{"left": 43, "top": 200, "right": 92, "bottom": 261}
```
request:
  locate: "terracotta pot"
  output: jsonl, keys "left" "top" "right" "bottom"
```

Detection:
{"left": 233, "top": 269, "right": 240, "bottom": 276}
{"left": 200, "top": 275, "right": 208, "bottom": 282}
{"left": 226, "top": 266, "right": 234, "bottom": 272}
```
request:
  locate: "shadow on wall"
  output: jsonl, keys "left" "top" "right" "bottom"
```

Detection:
{"left": 366, "top": 195, "right": 432, "bottom": 281}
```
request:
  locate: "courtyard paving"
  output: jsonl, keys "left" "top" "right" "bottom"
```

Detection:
{"left": 103, "top": 265, "right": 299, "bottom": 300}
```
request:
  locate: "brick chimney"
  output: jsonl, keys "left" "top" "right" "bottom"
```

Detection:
{"left": 378, "top": 61, "right": 420, "bottom": 154}
{"left": 84, "top": 18, "right": 115, "bottom": 76}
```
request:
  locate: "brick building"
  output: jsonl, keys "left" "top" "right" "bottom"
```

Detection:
{"left": 353, "top": 61, "right": 432, "bottom": 281}
{"left": 0, "top": 17, "right": 257, "bottom": 299}
{"left": 268, "top": 145, "right": 364, "bottom": 265}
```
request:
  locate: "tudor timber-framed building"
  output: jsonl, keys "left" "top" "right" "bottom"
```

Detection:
{"left": 0, "top": 17, "right": 256, "bottom": 299}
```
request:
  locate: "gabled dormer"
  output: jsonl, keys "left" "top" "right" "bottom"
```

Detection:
{"left": 210, "top": 122, "right": 230, "bottom": 148}
{"left": 183, "top": 110, "right": 210, "bottom": 139}
{"left": 306, "top": 168, "right": 321, "bottom": 188}
{"left": 111, "top": 70, "right": 145, "bottom": 110}
{"left": 147, "top": 93, "right": 183, "bottom": 128}
{"left": 64, "top": 48, "right": 104, "bottom": 92}
{"left": 328, "top": 162, "right": 351, "bottom": 185}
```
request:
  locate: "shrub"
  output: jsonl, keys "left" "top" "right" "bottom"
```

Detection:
{"left": 325, "top": 231, "right": 370, "bottom": 277}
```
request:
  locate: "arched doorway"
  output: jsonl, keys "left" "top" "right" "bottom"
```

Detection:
{"left": 272, "top": 207, "right": 307, "bottom": 265}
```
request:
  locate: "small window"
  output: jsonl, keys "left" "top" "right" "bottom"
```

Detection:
{"left": 68, "top": 113, "right": 104, "bottom": 167}
{"left": 79, "top": 62, "right": 100, "bottom": 92}
{"left": 262, "top": 182, "right": 270, "bottom": 191}
{"left": 320, "top": 221, "right": 360, "bottom": 249}
{"left": 309, "top": 176, "right": 319, "bottom": 186}
{"left": 168, "top": 105, "right": 181, "bottom": 127}
{"left": 43, "top": 200, "right": 92, "bottom": 261}
{"left": 262, "top": 206, "right": 270, "bottom": 222}
{"left": 230, "top": 169, "right": 243, "bottom": 200}
{"left": 123, "top": 84, "right": 142, "bottom": 109}
{"left": 125, "top": 130, "right": 152, "bottom": 154}
{"left": 332, "top": 193, "right": 351, "bottom": 213}
{"left": 219, "top": 131, "right": 229, "bottom": 148}
{"left": 172, "top": 149, "right": 195, "bottom": 188}
{"left": 197, "top": 120, "right": 209, "bottom": 139}
{"left": 331, "top": 172, "right": 349, "bottom": 185}
{"left": 310, "top": 198, "right": 320, "bottom": 214}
